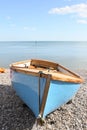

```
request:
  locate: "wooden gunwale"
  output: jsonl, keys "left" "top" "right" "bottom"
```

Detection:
{"left": 10, "top": 60, "right": 31, "bottom": 65}
{"left": 10, "top": 65, "right": 83, "bottom": 84}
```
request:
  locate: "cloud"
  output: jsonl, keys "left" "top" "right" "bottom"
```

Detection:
{"left": 31, "top": 27, "right": 36, "bottom": 31}
{"left": 24, "top": 26, "right": 29, "bottom": 30}
{"left": 77, "top": 19, "right": 87, "bottom": 24}
{"left": 23, "top": 26, "right": 36, "bottom": 31}
{"left": 48, "top": 3, "right": 87, "bottom": 18}
{"left": 6, "top": 16, "right": 11, "bottom": 20}
{"left": 6, "top": 16, "right": 16, "bottom": 28}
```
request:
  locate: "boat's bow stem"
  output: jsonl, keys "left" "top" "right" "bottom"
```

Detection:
{"left": 37, "top": 72, "right": 51, "bottom": 124}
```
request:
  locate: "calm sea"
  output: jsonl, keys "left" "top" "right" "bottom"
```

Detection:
{"left": 0, "top": 41, "right": 87, "bottom": 70}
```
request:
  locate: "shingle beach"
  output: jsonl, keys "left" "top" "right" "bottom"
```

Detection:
{"left": 0, "top": 69, "right": 87, "bottom": 130}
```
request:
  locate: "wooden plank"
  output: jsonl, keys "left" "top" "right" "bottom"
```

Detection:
{"left": 10, "top": 60, "right": 30, "bottom": 66}
{"left": 10, "top": 66, "right": 83, "bottom": 83}
{"left": 58, "top": 64, "right": 81, "bottom": 78}
{"left": 39, "top": 74, "right": 51, "bottom": 117}
{"left": 38, "top": 71, "right": 43, "bottom": 112}
{"left": 30, "top": 59, "right": 58, "bottom": 70}
{"left": 10, "top": 59, "right": 83, "bottom": 83}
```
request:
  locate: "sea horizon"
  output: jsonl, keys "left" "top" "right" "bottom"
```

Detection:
{"left": 0, "top": 41, "right": 87, "bottom": 70}
{"left": 0, "top": 40, "right": 87, "bottom": 42}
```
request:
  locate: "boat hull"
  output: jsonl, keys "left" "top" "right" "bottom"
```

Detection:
{"left": 11, "top": 70, "right": 80, "bottom": 118}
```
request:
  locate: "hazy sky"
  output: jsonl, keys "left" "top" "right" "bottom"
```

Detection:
{"left": 0, "top": 0, "right": 87, "bottom": 41}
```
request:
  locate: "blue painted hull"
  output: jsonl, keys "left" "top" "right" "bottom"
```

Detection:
{"left": 11, "top": 70, "right": 80, "bottom": 118}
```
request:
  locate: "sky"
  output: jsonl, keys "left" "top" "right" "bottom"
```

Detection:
{"left": 0, "top": 0, "right": 87, "bottom": 41}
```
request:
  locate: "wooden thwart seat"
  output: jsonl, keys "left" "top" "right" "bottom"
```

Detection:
{"left": 30, "top": 59, "right": 58, "bottom": 70}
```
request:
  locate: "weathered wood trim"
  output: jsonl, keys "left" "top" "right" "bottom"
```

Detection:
{"left": 10, "top": 60, "right": 30, "bottom": 66}
{"left": 10, "top": 66, "right": 83, "bottom": 83}
{"left": 30, "top": 59, "right": 58, "bottom": 70}
{"left": 39, "top": 74, "right": 51, "bottom": 117}
{"left": 38, "top": 71, "right": 43, "bottom": 112}
{"left": 58, "top": 64, "right": 81, "bottom": 78}
{"left": 10, "top": 59, "right": 84, "bottom": 83}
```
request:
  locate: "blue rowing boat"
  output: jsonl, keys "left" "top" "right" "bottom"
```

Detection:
{"left": 10, "top": 59, "right": 83, "bottom": 119}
